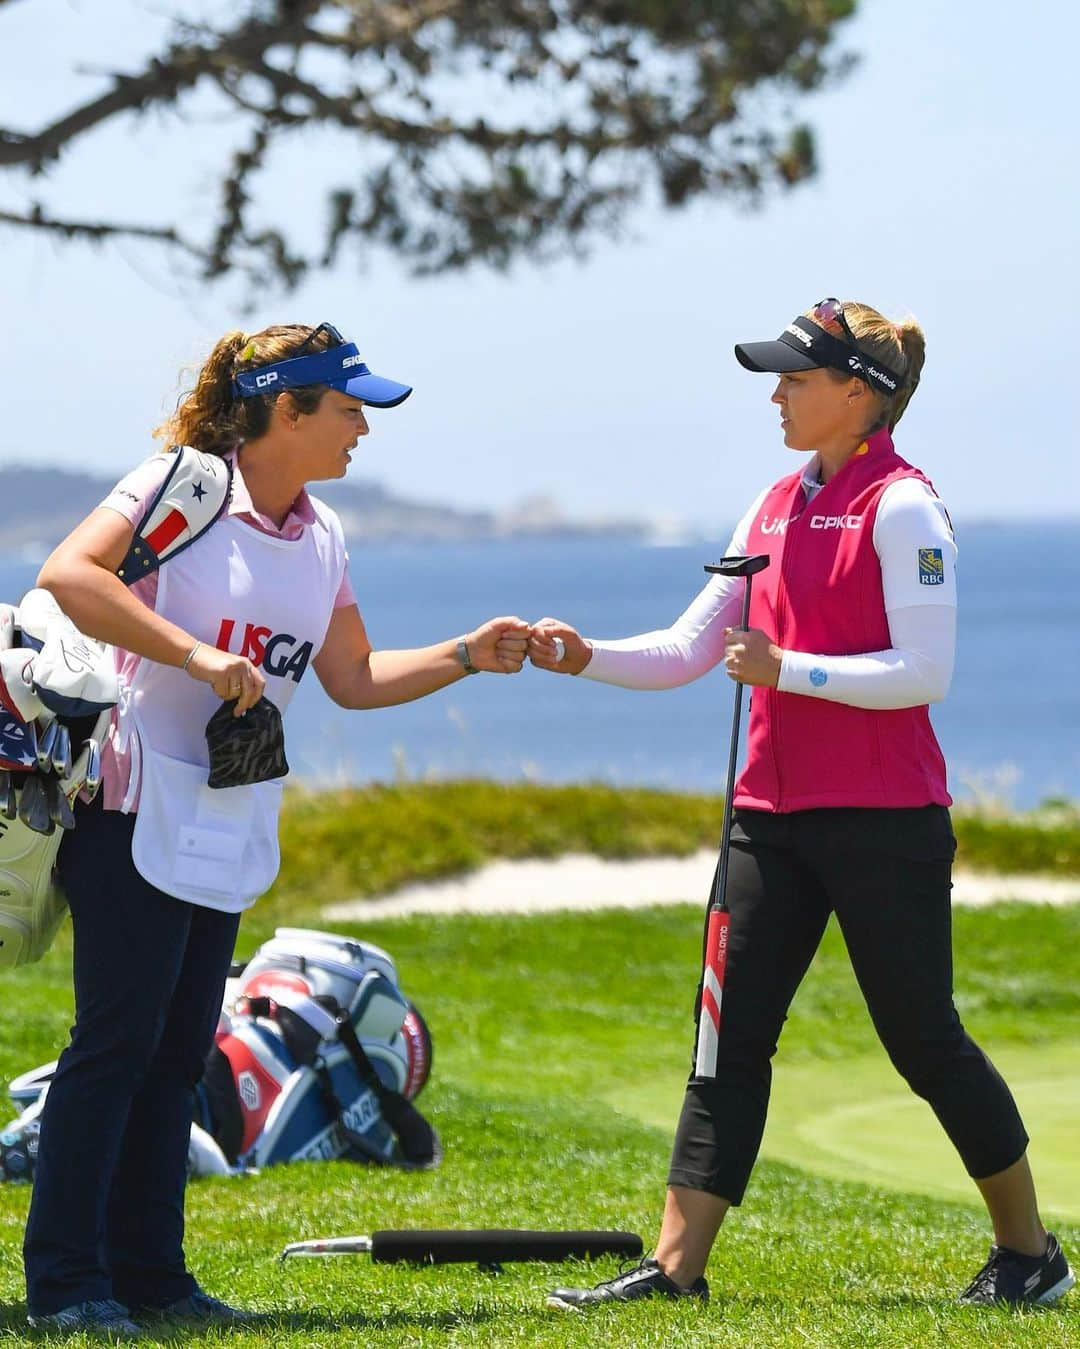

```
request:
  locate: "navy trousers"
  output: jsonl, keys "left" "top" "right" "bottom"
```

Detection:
{"left": 23, "top": 798, "right": 240, "bottom": 1315}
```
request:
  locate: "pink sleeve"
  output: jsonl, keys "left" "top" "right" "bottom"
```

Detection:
{"left": 334, "top": 554, "right": 356, "bottom": 609}
{"left": 98, "top": 453, "right": 175, "bottom": 526}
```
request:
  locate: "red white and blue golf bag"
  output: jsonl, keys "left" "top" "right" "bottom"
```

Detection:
{"left": 1, "top": 928, "right": 439, "bottom": 1183}
{"left": 200, "top": 927, "right": 438, "bottom": 1173}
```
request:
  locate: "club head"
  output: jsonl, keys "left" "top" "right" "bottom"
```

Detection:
{"left": 36, "top": 717, "right": 59, "bottom": 773}
{"left": 17, "top": 773, "right": 55, "bottom": 836}
{"left": 82, "top": 744, "right": 100, "bottom": 793}
{"left": 704, "top": 554, "right": 771, "bottom": 579}
{"left": 51, "top": 724, "right": 72, "bottom": 779}
{"left": 44, "top": 776, "right": 76, "bottom": 831}
{"left": 0, "top": 769, "right": 16, "bottom": 821}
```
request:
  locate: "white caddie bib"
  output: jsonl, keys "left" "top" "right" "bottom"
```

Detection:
{"left": 120, "top": 502, "right": 346, "bottom": 911}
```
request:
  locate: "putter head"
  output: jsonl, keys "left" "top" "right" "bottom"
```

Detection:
{"left": 704, "top": 554, "right": 770, "bottom": 578}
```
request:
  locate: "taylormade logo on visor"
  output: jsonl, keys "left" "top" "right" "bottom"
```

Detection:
{"left": 867, "top": 364, "right": 898, "bottom": 390}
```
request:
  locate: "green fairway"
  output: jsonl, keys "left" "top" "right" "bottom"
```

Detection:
{"left": 0, "top": 893, "right": 1076, "bottom": 1345}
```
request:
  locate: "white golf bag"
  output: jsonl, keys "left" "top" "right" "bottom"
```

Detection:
{"left": 0, "top": 929, "right": 439, "bottom": 1182}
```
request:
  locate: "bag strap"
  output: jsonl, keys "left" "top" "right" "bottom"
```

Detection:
{"left": 331, "top": 1008, "right": 441, "bottom": 1169}
{"left": 117, "top": 447, "right": 232, "bottom": 585}
{"left": 241, "top": 992, "right": 440, "bottom": 1169}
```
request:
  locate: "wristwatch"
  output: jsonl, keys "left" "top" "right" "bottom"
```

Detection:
{"left": 455, "top": 636, "right": 479, "bottom": 675}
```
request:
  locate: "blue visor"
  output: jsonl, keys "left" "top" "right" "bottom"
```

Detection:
{"left": 232, "top": 343, "right": 412, "bottom": 408}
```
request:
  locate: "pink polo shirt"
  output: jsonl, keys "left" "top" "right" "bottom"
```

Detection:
{"left": 98, "top": 449, "right": 357, "bottom": 809}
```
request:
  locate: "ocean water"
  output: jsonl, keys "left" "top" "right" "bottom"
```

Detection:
{"left": 2, "top": 522, "right": 1077, "bottom": 807}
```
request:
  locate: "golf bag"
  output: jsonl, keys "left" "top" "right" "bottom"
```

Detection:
{"left": 1, "top": 928, "right": 439, "bottom": 1182}
{"left": 0, "top": 447, "right": 231, "bottom": 969}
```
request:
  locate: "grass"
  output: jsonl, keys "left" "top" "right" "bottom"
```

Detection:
{"left": 265, "top": 783, "right": 1080, "bottom": 926}
{"left": 0, "top": 889, "right": 1077, "bottom": 1345}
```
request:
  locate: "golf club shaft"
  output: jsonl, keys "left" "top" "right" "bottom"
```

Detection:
{"left": 694, "top": 574, "right": 756, "bottom": 1079}
{"left": 710, "top": 575, "right": 755, "bottom": 913}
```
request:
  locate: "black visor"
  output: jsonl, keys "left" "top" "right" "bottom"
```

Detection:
{"left": 735, "top": 317, "right": 904, "bottom": 396}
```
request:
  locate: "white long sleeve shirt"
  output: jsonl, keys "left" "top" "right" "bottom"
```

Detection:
{"left": 580, "top": 459, "right": 957, "bottom": 710}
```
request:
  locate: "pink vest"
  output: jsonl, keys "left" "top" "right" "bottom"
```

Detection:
{"left": 735, "top": 428, "right": 951, "bottom": 813}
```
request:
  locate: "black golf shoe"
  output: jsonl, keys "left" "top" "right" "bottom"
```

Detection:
{"left": 547, "top": 1257, "right": 709, "bottom": 1311}
{"left": 958, "top": 1232, "right": 1075, "bottom": 1307}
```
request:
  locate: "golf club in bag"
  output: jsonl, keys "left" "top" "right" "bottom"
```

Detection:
{"left": 693, "top": 554, "right": 770, "bottom": 1080}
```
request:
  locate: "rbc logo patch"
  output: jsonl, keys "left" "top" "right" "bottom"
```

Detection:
{"left": 918, "top": 548, "right": 944, "bottom": 585}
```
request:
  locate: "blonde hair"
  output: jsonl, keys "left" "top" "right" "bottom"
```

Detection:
{"left": 154, "top": 324, "right": 338, "bottom": 454}
{"left": 807, "top": 302, "right": 925, "bottom": 431}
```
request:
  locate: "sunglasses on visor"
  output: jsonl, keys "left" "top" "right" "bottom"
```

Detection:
{"left": 811, "top": 298, "right": 907, "bottom": 397}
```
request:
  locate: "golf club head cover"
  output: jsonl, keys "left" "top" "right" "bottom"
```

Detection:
{"left": 205, "top": 696, "right": 289, "bottom": 789}
{"left": 18, "top": 590, "right": 119, "bottom": 719}
{"left": 0, "top": 715, "right": 38, "bottom": 773}
{"left": 0, "top": 650, "right": 43, "bottom": 725}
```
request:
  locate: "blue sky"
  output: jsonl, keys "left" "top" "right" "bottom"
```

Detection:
{"left": 2, "top": 0, "right": 1078, "bottom": 531}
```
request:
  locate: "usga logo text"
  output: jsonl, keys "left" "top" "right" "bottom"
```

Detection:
{"left": 810, "top": 514, "right": 863, "bottom": 530}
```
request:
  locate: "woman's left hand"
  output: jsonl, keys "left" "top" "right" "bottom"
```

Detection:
{"left": 724, "top": 627, "right": 783, "bottom": 687}
{"left": 465, "top": 617, "right": 532, "bottom": 674}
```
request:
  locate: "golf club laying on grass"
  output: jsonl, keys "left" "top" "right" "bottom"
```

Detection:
{"left": 694, "top": 553, "right": 770, "bottom": 1080}
{"left": 280, "top": 1229, "right": 643, "bottom": 1270}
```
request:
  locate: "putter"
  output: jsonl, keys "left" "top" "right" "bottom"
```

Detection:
{"left": 17, "top": 772, "right": 55, "bottom": 836}
{"left": 694, "top": 553, "right": 770, "bottom": 1080}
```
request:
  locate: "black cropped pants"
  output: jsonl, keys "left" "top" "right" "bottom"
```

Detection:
{"left": 668, "top": 806, "right": 1029, "bottom": 1204}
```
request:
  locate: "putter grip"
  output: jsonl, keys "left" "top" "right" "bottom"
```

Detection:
{"left": 370, "top": 1230, "right": 643, "bottom": 1264}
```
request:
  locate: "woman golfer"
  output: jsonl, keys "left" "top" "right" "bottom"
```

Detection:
{"left": 530, "top": 299, "right": 1073, "bottom": 1311}
{"left": 23, "top": 322, "right": 529, "bottom": 1337}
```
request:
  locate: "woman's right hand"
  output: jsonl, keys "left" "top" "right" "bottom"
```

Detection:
{"left": 185, "top": 643, "right": 265, "bottom": 716}
{"left": 528, "top": 619, "right": 592, "bottom": 676}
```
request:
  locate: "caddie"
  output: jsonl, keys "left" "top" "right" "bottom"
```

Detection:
{"left": 22, "top": 321, "right": 531, "bottom": 1340}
